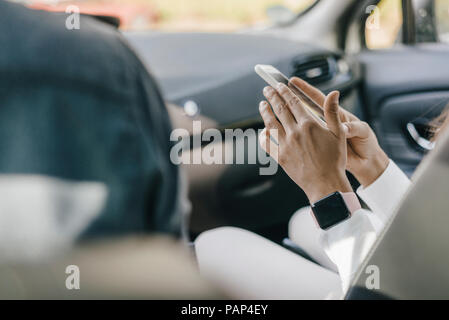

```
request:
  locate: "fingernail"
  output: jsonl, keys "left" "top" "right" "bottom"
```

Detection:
{"left": 343, "top": 123, "right": 349, "bottom": 133}
{"left": 276, "top": 83, "right": 284, "bottom": 90}
{"left": 263, "top": 87, "right": 272, "bottom": 95}
{"left": 334, "top": 91, "right": 340, "bottom": 100}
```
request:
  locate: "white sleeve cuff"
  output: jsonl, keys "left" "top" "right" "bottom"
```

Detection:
{"left": 320, "top": 209, "right": 377, "bottom": 293}
{"left": 356, "top": 160, "right": 411, "bottom": 225}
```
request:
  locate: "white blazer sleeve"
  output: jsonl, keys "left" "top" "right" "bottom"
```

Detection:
{"left": 320, "top": 209, "right": 376, "bottom": 293}
{"left": 320, "top": 160, "right": 411, "bottom": 292}
{"left": 356, "top": 160, "right": 411, "bottom": 228}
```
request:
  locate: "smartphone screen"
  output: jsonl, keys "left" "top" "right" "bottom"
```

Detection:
{"left": 255, "top": 65, "right": 326, "bottom": 124}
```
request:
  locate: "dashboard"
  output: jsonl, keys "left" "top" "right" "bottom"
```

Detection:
{"left": 125, "top": 32, "right": 360, "bottom": 128}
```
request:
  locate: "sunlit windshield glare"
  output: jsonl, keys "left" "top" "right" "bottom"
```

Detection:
{"left": 24, "top": 0, "right": 318, "bottom": 31}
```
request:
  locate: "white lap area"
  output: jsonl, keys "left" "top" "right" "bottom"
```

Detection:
{"left": 288, "top": 207, "right": 338, "bottom": 272}
{"left": 195, "top": 227, "right": 342, "bottom": 300}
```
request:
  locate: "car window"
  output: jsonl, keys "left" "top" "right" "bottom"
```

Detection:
{"left": 365, "top": 0, "right": 403, "bottom": 49}
{"left": 25, "top": 0, "right": 318, "bottom": 32}
{"left": 436, "top": 0, "right": 449, "bottom": 42}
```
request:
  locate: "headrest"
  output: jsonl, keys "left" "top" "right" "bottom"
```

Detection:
{"left": 0, "top": 237, "right": 223, "bottom": 299}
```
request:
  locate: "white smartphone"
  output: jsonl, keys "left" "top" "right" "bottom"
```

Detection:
{"left": 255, "top": 64, "right": 326, "bottom": 124}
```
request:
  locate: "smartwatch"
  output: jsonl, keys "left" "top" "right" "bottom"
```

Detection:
{"left": 311, "top": 192, "right": 361, "bottom": 230}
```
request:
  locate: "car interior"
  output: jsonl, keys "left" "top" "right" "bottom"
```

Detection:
{"left": 3, "top": 0, "right": 449, "bottom": 300}
{"left": 124, "top": 0, "right": 449, "bottom": 246}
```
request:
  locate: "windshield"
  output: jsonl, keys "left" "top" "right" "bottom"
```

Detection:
{"left": 24, "top": 0, "right": 318, "bottom": 31}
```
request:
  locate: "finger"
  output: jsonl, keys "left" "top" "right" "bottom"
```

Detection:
{"left": 291, "top": 77, "right": 359, "bottom": 123}
{"left": 263, "top": 86, "right": 296, "bottom": 130}
{"left": 274, "top": 83, "right": 313, "bottom": 123}
{"left": 324, "top": 91, "right": 343, "bottom": 136}
{"left": 259, "top": 129, "right": 271, "bottom": 155}
{"left": 343, "top": 121, "right": 371, "bottom": 139}
{"left": 259, "top": 128, "right": 279, "bottom": 161}
{"left": 259, "top": 100, "right": 286, "bottom": 139}
{"left": 259, "top": 128, "right": 268, "bottom": 152}
{"left": 290, "top": 77, "right": 325, "bottom": 106}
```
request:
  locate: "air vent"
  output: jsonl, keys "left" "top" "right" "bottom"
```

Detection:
{"left": 292, "top": 55, "right": 336, "bottom": 85}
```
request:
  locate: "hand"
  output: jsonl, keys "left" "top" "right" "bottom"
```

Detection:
{"left": 289, "top": 77, "right": 389, "bottom": 187}
{"left": 259, "top": 83, "right": 353, "bottom": 203}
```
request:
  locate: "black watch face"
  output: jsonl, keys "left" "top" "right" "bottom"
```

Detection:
{"left": 312, "top": 192, "right": 351, "bottom": 230}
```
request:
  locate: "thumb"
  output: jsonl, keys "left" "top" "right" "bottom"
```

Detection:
{"left": 324, "top": 91, "right": 342, "bottom": 136}
{"left": 343, "top": 121, "right": 371, "bottom": 139}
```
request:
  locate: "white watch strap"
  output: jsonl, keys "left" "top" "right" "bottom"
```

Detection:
{"left": 341, "top": 192, "right": 362, "bottom": 214}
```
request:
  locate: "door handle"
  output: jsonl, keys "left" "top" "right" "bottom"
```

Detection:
{"left": 406, "top": 122, "right": 435, "bottom": 151}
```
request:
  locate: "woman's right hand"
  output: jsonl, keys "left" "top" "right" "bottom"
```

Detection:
{"left": 290, "top": 77, "right": 390, "bottom": 187}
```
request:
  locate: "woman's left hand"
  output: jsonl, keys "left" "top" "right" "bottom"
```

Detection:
{"left": 259, "top": 83, "right": 353, "bottom": 203}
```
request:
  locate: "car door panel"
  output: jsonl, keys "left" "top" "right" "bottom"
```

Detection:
{"left": 378, "top": 91, "right": 449, "bottom": 175}
{"left": 357, "top": 44, "right": 449, "bottom": 173}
